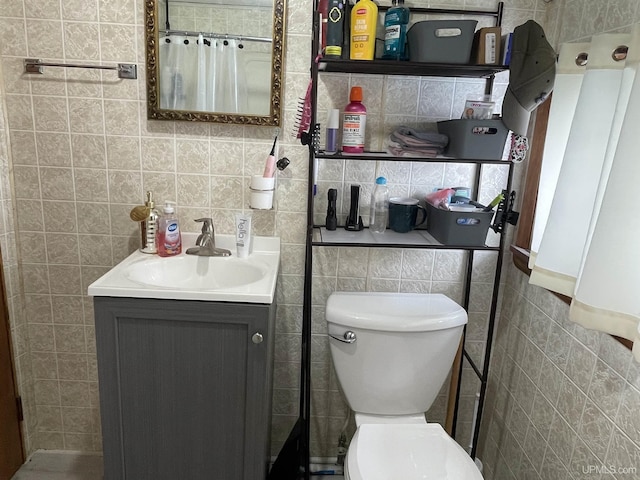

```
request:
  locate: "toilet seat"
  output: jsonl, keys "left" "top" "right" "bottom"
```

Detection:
{"left": 345, "top": 423, "right": 483, "bottom": 480}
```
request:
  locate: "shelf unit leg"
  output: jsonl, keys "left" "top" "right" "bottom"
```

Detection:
{"left": 445, "top": 336, "right": 464, "bottom": 435}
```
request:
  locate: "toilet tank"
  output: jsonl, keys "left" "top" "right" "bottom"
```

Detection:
{"left": 326, "top": 292, "right": 467, "bottom": 416}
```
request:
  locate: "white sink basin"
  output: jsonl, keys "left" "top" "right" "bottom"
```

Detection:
{"left": 124, "top": 255, "right": 265, "bottom": 290}
{"left": 88, "top": 233, "right": 280, "bottom": 304}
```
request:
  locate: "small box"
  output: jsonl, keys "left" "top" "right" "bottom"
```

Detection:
{"left": 407, "top": 20, "right": 478, "bottom": 64}
{"left": 437, "top": 119, "right": 509, "bottom": 160}
{"left": 426, "top": 203, "right": 494, "bottom": 246}
{"left": 472, "top": 27, "right": 502, "bottom": 65}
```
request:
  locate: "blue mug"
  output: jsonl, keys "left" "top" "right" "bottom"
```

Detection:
{"left": 389, "top": 197, "right": 427, "bottom": 233}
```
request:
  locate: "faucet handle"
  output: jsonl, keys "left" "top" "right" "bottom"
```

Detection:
{"left": 194, "top": 218, "right": 214, "bottom": 235}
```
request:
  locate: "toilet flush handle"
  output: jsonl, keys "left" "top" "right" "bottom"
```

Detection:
{"left": 329, "top": 330, "right": 357, "bottom": 344}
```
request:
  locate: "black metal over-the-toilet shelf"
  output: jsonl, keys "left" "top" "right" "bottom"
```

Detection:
{"left": 271, "top": 2, "right": 518, "bottom": 479}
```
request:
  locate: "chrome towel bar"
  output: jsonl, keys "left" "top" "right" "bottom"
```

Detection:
{"left": 24, "top": 58, "right": 137, "bottom": 79}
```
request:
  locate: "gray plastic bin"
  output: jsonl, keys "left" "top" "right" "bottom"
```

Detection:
{"left": 426, "top": 203, "right": 494, "bottom": 246}
{"left": 407, "top": 20, "right": 478, "bottom": 64}
{"left": 437, "top": 119, "right": 509, "bottom": 160}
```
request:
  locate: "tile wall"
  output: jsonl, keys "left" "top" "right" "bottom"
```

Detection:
{"left": 481, "top": 267, "right": 640, "bottom": 480}
{"left": 164, "top": 1, "right": 273, "bottom": 38}
{"left": 0, "top": 0, "right": 546, "bottom": 460}
{"left": 480, "top": 0, "right": 640, "bottom": 479}
{"left": 162, "top": 1, "right": 273, "bottom": 59}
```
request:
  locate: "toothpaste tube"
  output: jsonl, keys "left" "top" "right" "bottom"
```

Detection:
{"left": 235, "top": 212, "right": 252, "bottom": 258}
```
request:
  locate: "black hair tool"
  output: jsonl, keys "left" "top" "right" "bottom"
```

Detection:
{"left": 326, "top": 189, "right": 338, "bottom": 230}
{"left": 344, "top": 185, "right": 363, "bottom": 231}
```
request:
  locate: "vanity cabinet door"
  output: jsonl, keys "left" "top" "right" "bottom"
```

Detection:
{"left": 94, "top": 297, "right": 275, "bottom": 480}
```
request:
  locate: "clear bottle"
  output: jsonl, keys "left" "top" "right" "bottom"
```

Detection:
{"left": 342, "top": 86, "right": 366, "bottom": 153}
{"left": 369, "top": 176, "right": 389, "bottom": 233}
{"left": 382, "top": 0, "right": 410, "bottom": 60}
{"left": 156, "top": 201, "right": 182, "bottom": 257}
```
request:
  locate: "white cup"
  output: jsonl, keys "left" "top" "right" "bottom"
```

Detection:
{"left": 250, "top": 190, "right": 274, "bottom": 209}
{"left": 250, "top": 175, "right": 275, "bottom": 209}
{"left": 250, "top": 175, "right": 275, "bottom": 191}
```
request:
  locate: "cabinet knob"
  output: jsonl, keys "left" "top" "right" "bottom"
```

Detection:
{"left": 252, "top": 332, "right": 264, "bottom": 344}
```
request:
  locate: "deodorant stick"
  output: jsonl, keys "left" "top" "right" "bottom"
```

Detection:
{"left": 326, "top": 109, "right": 340, "bottom": 153}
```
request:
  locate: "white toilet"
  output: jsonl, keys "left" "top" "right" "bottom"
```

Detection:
{"left": 326, "top": 292, "right": 483, "bottom": 480}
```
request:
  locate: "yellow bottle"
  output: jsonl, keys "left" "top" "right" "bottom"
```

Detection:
{"left": 350, "top": 0, "right": 378, "bottom": 60}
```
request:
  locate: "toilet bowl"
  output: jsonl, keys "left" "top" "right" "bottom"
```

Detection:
{"left": 326, "top": 292, "right": 481, "bottom": 480}
{"left": 346, "top": 423, "right": 483, "bottom": 480}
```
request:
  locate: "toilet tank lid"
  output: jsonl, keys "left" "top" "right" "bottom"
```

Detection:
{"left": 326, "top": 292, "right": 467, "bottom": 332}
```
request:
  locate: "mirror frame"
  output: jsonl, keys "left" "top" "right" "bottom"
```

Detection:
{"left": 144, "top": 0, "right": 286, "bottom": 126}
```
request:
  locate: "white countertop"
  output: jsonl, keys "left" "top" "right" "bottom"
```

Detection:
{"left": 88, "top": 233, "right": 280, "bottom": 304}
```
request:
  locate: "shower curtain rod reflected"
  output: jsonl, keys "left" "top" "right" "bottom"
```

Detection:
{"left": 161, "top": 29, "right": 272, "bottom": 43}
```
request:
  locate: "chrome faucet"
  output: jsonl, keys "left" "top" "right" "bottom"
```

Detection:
{"left": 185, "top": 218, "right": 231, "bottom": 257}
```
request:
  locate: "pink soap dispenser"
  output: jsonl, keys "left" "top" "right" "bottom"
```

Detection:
{"left": 156, "top": 201, "right": 182, "bottom": 257}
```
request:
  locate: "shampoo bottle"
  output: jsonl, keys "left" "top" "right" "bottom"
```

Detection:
{"left": 156, "top": 201, "right": 182, "bottom": 257}
{"left": 382, "top": 0, "right": 410, "bottom": 60}
{"left": 342, "top": 86, "right": 366, "bottom": 153}
{"left": 350, "top": 0, "right": 378, "bottom": 60}
{"left": 319, "top": 0, "right": 329, "bottom": 52}
{"left": 325, "top": 0, "right": 346, "bottom": 58}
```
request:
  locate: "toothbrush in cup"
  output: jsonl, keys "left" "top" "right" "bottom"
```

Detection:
{"left": 263, "top": 136, "right": 278, "bottom": 178}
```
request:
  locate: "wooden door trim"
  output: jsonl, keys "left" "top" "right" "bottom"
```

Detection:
{"left": 0, "top": 251, "right": 25, "bottom": 479}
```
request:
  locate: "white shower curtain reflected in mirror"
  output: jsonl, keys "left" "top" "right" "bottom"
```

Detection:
{"left": 159, "top": 35, "right": 248, "bottom": 114}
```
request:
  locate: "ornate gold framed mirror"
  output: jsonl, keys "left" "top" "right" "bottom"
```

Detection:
{"left": 145, "top": 0, "right": 285, "bottom": 125}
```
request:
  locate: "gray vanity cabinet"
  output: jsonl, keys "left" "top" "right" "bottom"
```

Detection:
{"left": 94, "top": 296, "right": 276, "bottom": 480}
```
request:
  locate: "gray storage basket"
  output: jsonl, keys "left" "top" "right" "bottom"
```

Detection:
{"left": 407, "top": 20, "right": 478, "bottom": 64}
{"left": 426, "top": 203, "right": 494, "bottom": 246}
{"left": 437, "top": 119, "right": 509, "bottom": 160}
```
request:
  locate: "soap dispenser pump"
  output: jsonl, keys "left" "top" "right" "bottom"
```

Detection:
{"left": 140, "top": 191, "right": 159, "bottom": 254}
